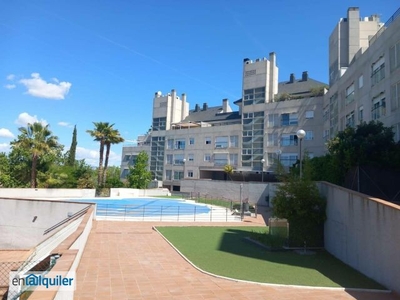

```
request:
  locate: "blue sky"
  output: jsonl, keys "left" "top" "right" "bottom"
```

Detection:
{"left": 0, "top": 1, "right": 398, "bottom": 166}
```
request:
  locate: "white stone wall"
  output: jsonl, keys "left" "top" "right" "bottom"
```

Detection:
{"left": 319, "top": 181, "right": 400, "bottom": 294}
{"left": 0, "top": 199, "right": 91, "bottom": 249}
{"left": 0, "top": 188, "right": 95, "bottom": 199}
{"left": 110, "top": 188, "right": 171, "bottom": 198}
{"left": 180, "top": 179, "right": 269, "bottom": 206}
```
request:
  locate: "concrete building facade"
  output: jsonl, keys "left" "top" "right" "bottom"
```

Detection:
{"left": 121, "top": 6, "right": 400, "bottom": 190}
{"left": 121, "top": 54, "right": 327, "bottom": 190}
{"left": 325, "top": 7, "right": 400, "bottom": 141}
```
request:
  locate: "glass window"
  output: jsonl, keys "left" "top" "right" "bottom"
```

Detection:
{"left": 359, "top": 106, "right": 364, "bottom": 123}
{"left": 305, "top": 111, "right": 314, "bottom": 119}
{"left": 173, "top": 154, "right": 184, "bottom": 165}
{"left": 281, "top": 113, "right": 298, "bottom": 126}
{"left": 165, "top": 170, "right": 172, "bottom": 180}
{"left": 174, "top": 139, "right": 185, "bottom": 150}
{"left": 214, "top": 154, "right": 228, "bottom": 166}
{"left": 267, "top": 133, "right": 278, "bottom": 146}
{"left": 167, "top": 139, "right": 174, "bottom": 150}
{"left": 187, "top": 170, "right": 194, "bottom": 178}
{"left": 305, "top": 131, "right": 314, "bottom": 140}
{"left": 371, "top": 56, "right": 385, "bottom": 86}
{"left": 204, "top": 154, "right": 211, "bottom": 161}
{"left": 346, "top": 111, "right": 355, "bottom": 128}
{"left": 371, "top": 96, "right": 386, "bottom": 120}
{"left": 189, "top": 137, "right": 195, "bottom": 145}
{"left": 166, "top": 154, "right": 173, "bottom": 165}
{"left": 229, "top": 154, "right": 238, "bottom": 166}
{"left": 268, "top": 114, "right": 279, "bottom": 127}
{"left": 173, "top": 171, "right": 183, "bottom": 180}
{"left": 346, "top": 83, "right": 355, "bottom": 105}
{"left": 281, "top": 153, "right": 298, "bottom": 167}
{"left": 281, "top": 134, "right": 298, "bottom": 146}
{"left": 188, "top": 154, "right": 194, "bottom": 162}
{"left": 205, "top": 137, "right": 211, "bottom": 145}
{"left": 215, "top": 136, "right": 228, "bottom": 148}
{"left": 359, "top": 75, "right": 364, "bottom": 88}
{"left": 229, "top": 135, "right": 238, "bottom": 147}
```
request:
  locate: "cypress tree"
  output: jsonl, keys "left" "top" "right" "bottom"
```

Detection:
{"left": 67, "top": 125, "right": 77, "bottom": 166}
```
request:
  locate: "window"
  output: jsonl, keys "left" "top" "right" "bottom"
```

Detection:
{"left": 267, "top": 133, "right": 278, "bottom": 146}
{"left": 167, "top": 139, "right": 174, "bottom": 149}
{"left": 267, "top": 152, "right": 278, "bottom": 166}
{"left": 371, "top": 94, "right": 386, "bottom": 120}
{"left": 371, "top": 56, "right": 385, "bottom": 86}
{"left": 215, "top": 136, "right": 228, "bottom": 148}
{"left": 174, "top": 139, "right": 185, "bottom": 150}
{"left": 152, "top": 117, "right": 166, "bottom": 131}
{"left": 359, "top": 75, "right": 364, "bottom": 88}
{"left": 165, "top": 170, "right": 172, "bottom": 180}
{"left": 323, "top": 107, "right": 329, "bottom": 122}
{"left": 189, "top": 137, "right": 195, "bottom": 145}
{"left": 230, "top": 135, "right": 238, "bottom": 147}
{"left": 359, "top": 106, "right": 364, "bottom": 123}
{"left": 204, "top": 154, "right": 211, "bottom": 162}
{"left": 205, "top": 137, "right": 211, "bottom": 145}
{"left": 166, "top": 154, "right": 173, "bottom": 165}
{"left": 389, "top": 41, "right": 400, "bottom": 72}
{"left": 268, "top": 114, "right": 279, "bottom": 127}
{"left": 323, "top": 130, "right": 330, "bottom": 142}
{"left": 281, "top": 134, "right": 298, "bottom": 146}
{"left": 281, "top": 113, "right": 298, "bottom": 126}
{"left": 214, "top": 154, "right": 228, "bottom": 166}
{"left": 173, "top": 154, "right": 184, "bottom": 165}
{"left": 243, "top": 87, "right": 265, "bottom": 105}
{"left": 187, "top": 170, "right": 193, "bottom": 178}
{"left": 281, "top": 153, "right": 298, "bottom": 167}
{"left": 305, "top": 110, "right": 314, "bottom": 119}
{"left": 305, "top": 131, "right": 313, "bottom": 140}
{"left": 173, "top": 171, "right": 183, "bottom": 180}
{"left": 188, "top": 154, "right": 194, "bottom": 162}
{"left": 390, "top": 82, "right": 400, "bottom": 112}
{"left": 346, "top": 83, "right": 355, "bottom": 105}
{"left": 243, "top": 112, "right": 253, "bottom": 119}
{"left": 229, "top": 154, "right": 238, "bottom": 166}
{"left": 346, "top": 111, "right": 355, "bottom": 128}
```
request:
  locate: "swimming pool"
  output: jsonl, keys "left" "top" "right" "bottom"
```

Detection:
{"left": 69, "top": 197, "right": 240, "bottom": 222}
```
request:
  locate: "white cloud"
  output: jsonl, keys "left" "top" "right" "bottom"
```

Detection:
{"left": 0, "top": 128, "right": 14, "bottom": 138}
{"left": 19, "top": 73, "right": 71, "bottom": 100}
{"left": 4, "top": 84, "right": 16, "bottom": 89}
{"left": 15, "top": 112, "right": 48, "bottom": 127}
{"left": 58, "top": 121, "right": 72, "bottom": 127}
{"left": 6, "top": 74, "right": 15, "bottom": 81}
{"left": 0, "top": 143, "right": 10, "bottom": 153}
{"left": 76, "top": 146, "right": 120, "bottom": 167}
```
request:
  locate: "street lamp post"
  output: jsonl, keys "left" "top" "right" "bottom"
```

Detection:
{"left": 296, "top": 129, "right": 306, "bottom": 178}
{"left": 182, "top": 158, "right": 186, "bottom": 179}
{"left": 261, "top": 158, "right": 265, "bottom": 182}
{"left": 239, "top": 183, "right": 244, "bottom": 220}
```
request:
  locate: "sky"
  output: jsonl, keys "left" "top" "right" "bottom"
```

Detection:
{"left": 0, "top": 0, "right": 398, "bottom": 167}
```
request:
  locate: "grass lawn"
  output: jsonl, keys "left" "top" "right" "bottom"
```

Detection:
{"left": 156, "top": 226, "right": 385, "bottom": 290}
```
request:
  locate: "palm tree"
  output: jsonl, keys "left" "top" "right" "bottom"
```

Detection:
{"left": 86, "top": 122, "right": 114, "bottom": 187}
{"left": 12, "top": 122, "right": 60, "bottom": 188}
{"left": 102, "top": 128, "right": 124, "bottom": 185}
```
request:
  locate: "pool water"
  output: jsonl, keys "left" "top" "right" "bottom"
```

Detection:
{"left": 70, "top": 197, "right": 210, "bottom": 218}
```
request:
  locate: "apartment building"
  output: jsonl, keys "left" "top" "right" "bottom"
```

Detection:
{"left": 324, "top": 7, "right": 400, "bottom": 141}
{"left": 121, "top": 53, "right": 327, "bottom": 190}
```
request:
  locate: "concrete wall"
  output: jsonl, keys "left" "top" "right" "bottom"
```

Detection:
{"left": 0, "top": 188, "right": 95, "bottom": 199}
{"left": 0, "top": 199, "right": 91, "bottom": 249}
{"left": 319, "top": 182, "right": 400, "bottom": 294}
{"left": 180, "top": 179, "right": 269, "bottom": 206}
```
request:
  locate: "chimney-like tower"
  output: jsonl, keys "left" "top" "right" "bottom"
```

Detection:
{"left": 222, "top": 99, "right": 232, "bottom": 113}
{"left": 302, "top": 71, "right": 308, "bottom": 81}
{"left": 290, "top": 73, "right": 295, "bottom": 83}
{"left": 181, "top": 93, "right": 187, "bottom": 120}
{"left": 202, "top": 103, "right": 208, "bottom": 111}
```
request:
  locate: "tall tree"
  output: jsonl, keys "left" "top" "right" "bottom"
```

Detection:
{"left": 11, "top": 122, "right": 61, "bottom": 188}
{"left": 102, "top": 128, "right": 124, "bottom": 185}
{"left": 86, "top": 122, "right": 114, "bottom": 187}
{"left": 127, "top": 151, "right": 152, "bottom": 189}
{"left": 66, "top": 125, "right": 77, "bottom": 166}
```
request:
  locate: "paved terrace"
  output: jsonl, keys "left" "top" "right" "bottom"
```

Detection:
{"left": 75, "top": 214, "right": 400, "bottom": 300}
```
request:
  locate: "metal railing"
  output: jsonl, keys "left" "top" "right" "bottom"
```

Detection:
{"left": 95, "top": 203, "right": 243, "bottom": 222}
{"left": 369, "top": 7, "right": 400, "bottom": 46}
{"left": 43, "top": 205, "right": 91, "bottom": 235}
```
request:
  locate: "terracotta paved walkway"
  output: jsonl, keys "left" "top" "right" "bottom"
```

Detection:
{"left": 75, "top": 218, "right": 399, "bottom": 300}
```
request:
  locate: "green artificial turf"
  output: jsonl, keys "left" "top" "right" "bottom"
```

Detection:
{"left": 156, "top": 226, "right": 385, "bottom": 290}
